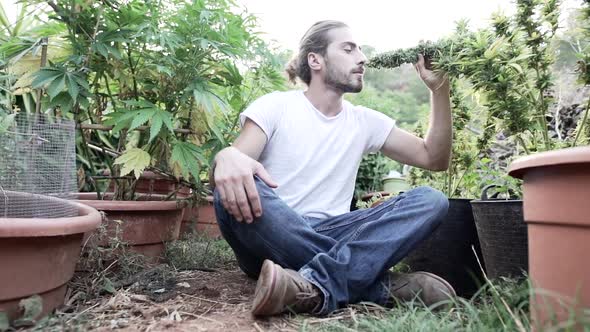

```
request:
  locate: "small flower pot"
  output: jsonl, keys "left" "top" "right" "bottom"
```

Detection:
{"left": 508, "top": 146, "right": 590, "bottom": 330}
{"left": 0, "top": 192, "right": 101, "bottom": 322}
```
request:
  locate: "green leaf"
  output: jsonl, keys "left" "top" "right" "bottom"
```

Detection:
{"left": 148, "top": 109, "right": 174, "bottom": 142}
{"left": 47, "top": 92, "right": 74, "bottom": 113}
{"left": 102, "top": 277, "right": 116, "bottom": 294}
{"left": 46, "top": 74, "right": 66, "bottom": 100}
{"left": 114, "top": 148, "right": 151, "bottom": 179}
{"left": 129, "top": 109, "right": 155, "bottom": 131}
{"left": 13, "top": 295, "right": 43, "bottom": 327}
{"left": 0, "top": 312, "right": 8, "bottom": 332}
{"left": 0, "top": 113, "right": 16, "bottom": 133}
{"left": 31, "top": 68, "right": 62, "bottom": 88}
{"left": 170, "top": 142, "right": 205, "bottom": 180}
{"left": 66, "top": 75, "right": 79, "bottom": 102}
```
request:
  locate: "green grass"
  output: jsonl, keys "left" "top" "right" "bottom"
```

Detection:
{"left": 164, "top": 234, "right": 236, "bottom": 271}
{"left": 300, "top": 277, "right": 590, "bottom": 332}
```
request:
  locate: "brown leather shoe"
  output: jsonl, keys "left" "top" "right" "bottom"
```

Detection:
{"left": 251, "top": 259, "right": 322, "bottom": 316}
{"left": 385, "top": 271, "right": 456, "bottom": 307}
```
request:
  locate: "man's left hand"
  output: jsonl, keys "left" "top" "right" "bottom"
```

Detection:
{"left": 414, "top": 54, "right": 449, "bottom": 92}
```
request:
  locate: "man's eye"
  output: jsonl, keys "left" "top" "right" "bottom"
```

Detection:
{"left": 344, "top": 49, "right": 352, "bottom": 53}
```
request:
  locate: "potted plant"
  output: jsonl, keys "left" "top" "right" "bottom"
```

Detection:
{"left": 0, "top": 112, "right": 102, "bottom": 324}
{"left": 506, "top": 1, "right": 590, "bottom": 328}
{"left": 24, "top": 0, "right": 285, "bottom": 257}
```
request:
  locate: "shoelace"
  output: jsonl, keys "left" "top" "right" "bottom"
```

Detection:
{"left": 287, "top": 278, "right": 320, "bottom": 312}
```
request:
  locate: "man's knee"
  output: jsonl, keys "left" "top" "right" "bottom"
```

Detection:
{"left": 410, "top": 186, "right": 449, "bottom": 222}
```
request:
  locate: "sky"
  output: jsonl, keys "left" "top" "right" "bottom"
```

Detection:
{"left": 2, "top": 0, "right": 583, "bottom": 53}
{"left": 238, "top": 0, "right": 583, "bottom": 53}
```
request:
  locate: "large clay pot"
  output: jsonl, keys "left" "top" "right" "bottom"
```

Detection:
{"left": 508, "top": 146, "right": 590, "bottom": 330}
{"left": 0, "top": 192, "right": 101, "bottom": 322}
{"left": 180, "top": 195, "right": 220, "bottom": 238}
{"left": 405, "top": 198, "right": 485, "bottom": 297}
{"left": 77, "top": 193, "right": 184, "bottom": 259}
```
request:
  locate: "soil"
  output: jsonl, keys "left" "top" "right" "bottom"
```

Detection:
{"left": 25, "top": 262, "right": 321, "bottom": 332}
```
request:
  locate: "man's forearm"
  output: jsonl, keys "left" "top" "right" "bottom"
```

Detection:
{"left": 424, "top": 83, "right": 452, "bottom": 170}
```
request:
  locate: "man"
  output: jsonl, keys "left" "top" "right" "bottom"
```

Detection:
{"left": 210, "top": 20, "right": 454, "bottom": 316}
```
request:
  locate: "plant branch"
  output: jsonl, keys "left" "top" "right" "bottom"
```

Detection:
{"left": 86, "top": 143, "right": 199, "bottom": 190}
{"left": 573, "top": 96, "right": 590, "bottom": 146}
{"left": 78, "top": 123, "right": 194, "bottom": 134}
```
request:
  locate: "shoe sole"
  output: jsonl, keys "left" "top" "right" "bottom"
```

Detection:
{"left": 413, "top": 271, "right": 457, "bottom": 297}
{"left": 251, "top": 259, "right": 278, "bottom": 316}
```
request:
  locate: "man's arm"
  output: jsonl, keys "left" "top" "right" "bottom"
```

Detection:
{"left": 210, "top": 119, "right": 277, "bottom": 223}
{"left": 209, "top": 119, "right": 267, "bottom": 189}
{"left": 380, "top": 55, "right": 452, "bottom": 171}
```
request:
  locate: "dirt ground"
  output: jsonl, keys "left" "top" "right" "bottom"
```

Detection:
{"left": 30, "top": 261, "right": 350, "bottom": 332}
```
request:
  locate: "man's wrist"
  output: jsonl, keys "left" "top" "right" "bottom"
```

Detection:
{"left": 432, "top": 80, "right": 450, "bottom": 97}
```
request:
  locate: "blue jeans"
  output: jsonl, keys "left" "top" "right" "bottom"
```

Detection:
{"left": 213, "top": 177, "right": 449, "bottom": 315}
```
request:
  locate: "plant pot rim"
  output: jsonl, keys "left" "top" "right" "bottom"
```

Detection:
{"left": 77, "top": 192, "right": 183, "bottom": 211}
{"left": 470, "top": 199, "right": 523, "bottom": 204}
{"left": 508, "top": 146, "right": 590, "bottom": 179}
{"left": 0, "top": 193, "right": 101, "bottom": 238}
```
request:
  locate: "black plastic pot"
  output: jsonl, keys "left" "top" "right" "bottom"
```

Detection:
{"left": 404, "top": 198, "right": 485, "bottom": 297}
{"left": 470, "top": 186, "right": 528, "bottom": 280}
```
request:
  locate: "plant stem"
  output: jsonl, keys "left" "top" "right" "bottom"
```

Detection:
{"left": 573, "top": 96, "right": 590, "bottom": 147}
{"left": 534, "top": 68, "right": 552, "bottom": 151}
{"left": 516, "top": 135, "right": 530, "bottom": 155}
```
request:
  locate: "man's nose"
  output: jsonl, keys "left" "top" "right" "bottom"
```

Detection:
{"left": 358, "top": 51, "right": 367, "bottom": 64}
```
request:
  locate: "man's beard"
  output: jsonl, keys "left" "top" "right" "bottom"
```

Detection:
{"left": 324, "top": 61, "right": 363, "bottom": 93}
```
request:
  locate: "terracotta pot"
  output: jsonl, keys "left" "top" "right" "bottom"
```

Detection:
{"left": 105, "top": 171, "right": 190, "bottom": 198}
{"left": 180, "top": 195, "right": 220, "bottom": 238}
{"left": 508, "top": 146, "right": 590, "bottom": 330}
{"left": 77, "top": 193, "right": 184, "bottom": 259}
{"left": 0, "top": 192, "right": 101, "bottom": 322}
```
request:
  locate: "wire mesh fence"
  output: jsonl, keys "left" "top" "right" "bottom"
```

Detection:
{"left": 0, "top": 113, "right": 78, "bottom": 219}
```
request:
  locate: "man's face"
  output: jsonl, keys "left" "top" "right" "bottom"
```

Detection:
{"left": 323, "top": 27, "right": 367, "bottom": 93}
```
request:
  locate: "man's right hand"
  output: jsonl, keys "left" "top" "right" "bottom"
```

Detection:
{"left": 213, "top": 146, "right": 278, "bottom": 223}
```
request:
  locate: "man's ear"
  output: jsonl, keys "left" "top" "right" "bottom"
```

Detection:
{"left": 308, "top": 52, "right": 323, "bottom": 71}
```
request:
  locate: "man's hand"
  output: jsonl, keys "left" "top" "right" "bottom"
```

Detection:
{"left": 414, "top": 54, "right": 449, "bottom": 92}
{"left": 214, "top": 147, "right": 278, "bottom": 223}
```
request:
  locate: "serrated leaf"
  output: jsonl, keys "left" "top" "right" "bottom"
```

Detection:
{"left": 149, "top": 114, "right": 163, "bottom": 143}
{"left": 71, "top": 74, "right": 90, "bottom": 90}
{"left": 129, "top": 109, "right": 155, "bottom": 131}
{"left": 46, "top": 74, "right": 66, "bottom": 100}
{"left": 170, "top": 142, "right": 205, "bottom": 180}
{"left": 114, "top": 148, "right": 151, "bottom": 179}
{"left": 31, "top": 68, "right": 62, "bottom": 88}
{"left": 148, "top": 109, "right": 174, "bottom": 142}
{"left": 66, "top": 75, "right": 79, "bottom": 102}
{"left": 47, "top": 92, "right": 74, "bottom": 113}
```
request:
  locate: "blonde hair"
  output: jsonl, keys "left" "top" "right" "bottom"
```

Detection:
{"left": 286, "top": 20, "right": 348, "bottom": 85}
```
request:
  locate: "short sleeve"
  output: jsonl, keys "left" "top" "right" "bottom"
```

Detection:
{"left": 360, "top": 106, "right": 397, "bottom": 153}
{"left": 239, "top": 92, "right": 282, "bottom": 142}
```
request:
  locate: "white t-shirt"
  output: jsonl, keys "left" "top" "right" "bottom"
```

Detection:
{"left": 239, "top": 90, "right": 396, "bottom": 219}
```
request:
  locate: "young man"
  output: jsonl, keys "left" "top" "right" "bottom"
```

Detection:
{"left": 210, "top": 20, "right": 455, "bottom": 316}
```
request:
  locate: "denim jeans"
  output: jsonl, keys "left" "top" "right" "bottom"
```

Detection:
{"left": 213, "top": 177, "right": 449, "bottom": 315}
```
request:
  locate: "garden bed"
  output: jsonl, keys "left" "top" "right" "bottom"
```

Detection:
{"left": 11, "top": 236, "right": 589, "bottom": 332}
